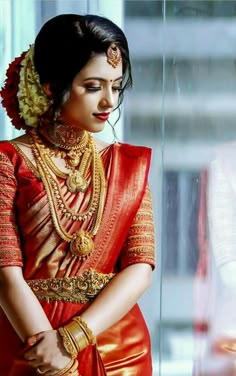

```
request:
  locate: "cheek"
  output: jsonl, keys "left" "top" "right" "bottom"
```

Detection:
{"left": 66, "top": 88, "right": 84, "bottom": 107}
{"left": 65, "top": 96, "right": 83, "bottom": 112}
{"left": 63, "top": 91, "right": 97, "bottom": 115}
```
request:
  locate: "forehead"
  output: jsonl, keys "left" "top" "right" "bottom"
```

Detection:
{"left": 75, "top": 53, "right": 123, "bottom": 81}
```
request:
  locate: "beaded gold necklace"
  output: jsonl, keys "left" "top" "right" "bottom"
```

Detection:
{"left": 30, "top": 129, "right": 106, "bottom": 259}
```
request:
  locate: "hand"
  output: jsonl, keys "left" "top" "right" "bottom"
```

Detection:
{"left": 24, "top": 330, "right": 72, "bottom": 375}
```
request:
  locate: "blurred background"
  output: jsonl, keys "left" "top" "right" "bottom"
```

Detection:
{"left": 2, "top": 0, "right": 236, "bottom": 375}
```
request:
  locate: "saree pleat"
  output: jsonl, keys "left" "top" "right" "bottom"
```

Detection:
{"left": 0, "top": 141, "right": 155, "bottom": 375}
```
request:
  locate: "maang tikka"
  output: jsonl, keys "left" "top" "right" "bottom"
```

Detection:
{"left": 107, "top": 43, "right": 122, "bottom": 68}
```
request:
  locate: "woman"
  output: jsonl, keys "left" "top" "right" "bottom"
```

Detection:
{"left": 0, "top": 14, "right": 155, "bottom": 376}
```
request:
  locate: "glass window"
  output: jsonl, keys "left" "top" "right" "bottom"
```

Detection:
{"left": 163, "top": 170, "right": 199, "bottom": 276}
{"left": 125, "top": 0, "right": 162, "bottom": 18}
{"left": 124, "top": 0, "right": 236, "bottom": 375}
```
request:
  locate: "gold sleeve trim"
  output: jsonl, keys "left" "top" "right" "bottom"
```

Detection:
{"left": 120, "top": 184, "right": 155, "bottom": 268}
{"left": 27, "top": 269, "right": 115, "bottom": 303}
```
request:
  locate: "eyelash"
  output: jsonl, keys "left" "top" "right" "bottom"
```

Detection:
{"left": 85, "top": 86, "right": 123, "bottom": 93}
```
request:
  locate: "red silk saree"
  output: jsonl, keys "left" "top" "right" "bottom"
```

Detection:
{"left": 0, "top": 140, "right": 155, "bottom": 375}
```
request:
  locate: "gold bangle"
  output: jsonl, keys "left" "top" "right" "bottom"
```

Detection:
{"left": 72, "top": 316, "right": 96, "bottom": 345}
{"left": 69, "top": 324, "right": 88, "bottom": 352}
{"left": 58, "top": 327, "right": 78, "bottom": 359}
{"left": 58, "top": 316, "right": 96, "bottom": 358}
{"left": 64, "top": 320, "right": 89, "bottom": 352}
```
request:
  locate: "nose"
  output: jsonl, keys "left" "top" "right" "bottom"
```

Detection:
{"left": 100, "top": 88, "right": 115, "bottom": 109}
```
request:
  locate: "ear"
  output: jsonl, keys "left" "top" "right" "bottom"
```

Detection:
{"left": 43, "top": 83, "right": 53, "bottom": 97}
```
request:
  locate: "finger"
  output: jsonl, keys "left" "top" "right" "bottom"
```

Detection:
{"left": 44, "top": 371, "right": 59, "bottom": 376}
{"left": 27, "top": 332, "right": 44, "bottom": 347}
{"left": 36, "top": 369, "right": 54, "bottom": 375}
{"left": 24, "top": 333, "right": 45, "bottom": 360}
{"left": 24, "top": 351, "right": 37, "bottom": 361}
{"left": 36, "top": 368, "right": 46, "bottom": 375}
{"left": 25, "top": 359, "right": 42, "bottom": 368}
{"left": 38, "top": 368, "right": 58, "bottom": 376}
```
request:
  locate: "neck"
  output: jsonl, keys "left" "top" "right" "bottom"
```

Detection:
{"left": 39, "top": 118, "right": 87, "bottom": 150}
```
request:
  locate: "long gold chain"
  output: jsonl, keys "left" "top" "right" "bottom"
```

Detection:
{"left": 30, "top": 131, "right": 107, "bottom": 259}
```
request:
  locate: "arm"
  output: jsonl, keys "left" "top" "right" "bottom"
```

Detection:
{"left": 82, "top": 184, "right": 155, "bottom": 334}
{"left": 81, "top": 262, "right": 152, "bottom": 336}
{"left": 0, "top": 151, "right": 52, "bottom": 338}
{"left": 0, "top": 266, "right": 52, "bottom": 341}
{"left": 81, "top": 183, "right": 155, "bottom": 335}
{"left": 0, "top": 266, "right": 72, "bottom": 369}
{"left": 0, "top": 151, "right": 71, "bottom": 372}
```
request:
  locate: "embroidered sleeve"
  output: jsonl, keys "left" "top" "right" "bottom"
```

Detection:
{"left": 119, "top": 184, "right": 156, "bottom": 270}
{"left": 0, "top": 152, "right": 23, "bottom": 267}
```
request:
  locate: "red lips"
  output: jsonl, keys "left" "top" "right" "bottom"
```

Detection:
{"left": 93, "top": 112, "right": 110, "bottom": 121}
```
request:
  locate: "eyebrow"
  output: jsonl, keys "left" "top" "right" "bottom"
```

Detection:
{"left": 83, "top": 76, "right": 123, "bottom": 83}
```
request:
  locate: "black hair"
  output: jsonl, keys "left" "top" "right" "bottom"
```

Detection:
{"left": 34, "top": 14, "right": 132, "bottom": 112}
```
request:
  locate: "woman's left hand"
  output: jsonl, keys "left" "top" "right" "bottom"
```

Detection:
{"left": 24, "top": 329, "right": 72, "bottom": 375}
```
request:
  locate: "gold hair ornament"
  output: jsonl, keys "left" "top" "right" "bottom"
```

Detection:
{"left": 17, "top": 45, "right": 50, "bottom": 127}
{"left": 107, "top": 43, "right": 122, "bottom": 68}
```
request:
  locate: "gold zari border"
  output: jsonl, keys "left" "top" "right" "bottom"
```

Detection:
{"left": 27, "top": 270, "right": 115, "bottom": 303}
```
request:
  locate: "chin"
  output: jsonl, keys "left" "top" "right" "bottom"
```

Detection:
{"left": 90, "top": 125, "right": 106, "bottom": 133}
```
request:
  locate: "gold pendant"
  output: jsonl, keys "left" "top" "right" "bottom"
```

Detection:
{"left": 66, "top": 171, "right": 88, "bottom": 193}
{"left": 70, "top": 229, "right": 94, "bottom": 259}
{"left": 67, "top": 151, "right": 80, "bottom": 167}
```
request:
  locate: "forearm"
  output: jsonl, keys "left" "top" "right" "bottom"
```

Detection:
{"left": 0, "top": 266, "right": 52, "bottom": 341}
{"left": 81, "top": 263, "right": 152, "bottom": 336}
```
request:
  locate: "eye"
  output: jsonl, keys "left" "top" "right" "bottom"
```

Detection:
{"left": 85, "top": 85, "right": 101, "bottom": 92}
{"left": 112, "top": 86, "right": 123, "bottom": 92}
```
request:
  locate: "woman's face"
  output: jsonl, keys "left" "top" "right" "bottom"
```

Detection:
{"left": 60, "top": 54, "right": 123, "bottom": 133}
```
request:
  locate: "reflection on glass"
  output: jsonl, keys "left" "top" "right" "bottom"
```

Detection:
{"left": 125, "top": 0, "right": 236, "bottom": 375}
{"left": 194, "top": 146, "right": 236, "bottom": 376}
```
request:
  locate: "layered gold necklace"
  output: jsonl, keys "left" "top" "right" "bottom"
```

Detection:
{"left": 30, "top": 129, "right": 106, "bottom": 260}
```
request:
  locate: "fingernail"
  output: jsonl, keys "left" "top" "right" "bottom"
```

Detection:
{"left": 28, "top": 336, "right": 37, "bottom": 346}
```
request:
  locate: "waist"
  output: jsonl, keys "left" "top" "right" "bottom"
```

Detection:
{"left": 27, "top": 269, "right": 115, "bottom": 303}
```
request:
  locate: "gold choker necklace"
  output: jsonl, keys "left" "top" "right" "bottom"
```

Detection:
{"left": 30, "top": 130, "right": 107, "bottom": 259}
{"left": 39, "top": 120, "right": 86, "bottom": 150}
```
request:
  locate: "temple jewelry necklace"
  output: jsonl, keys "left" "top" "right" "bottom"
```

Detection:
{"left": 39, "top": 119, "right": 87, "bottom": 150}
{"left": 30, "top": 129, "right": 107, "bottom": 259}
{"left": 38, "top": 120, "right": 95, "bottom": 192}
{"left": 37, "top": 130, "right": 92, "bottom": 193}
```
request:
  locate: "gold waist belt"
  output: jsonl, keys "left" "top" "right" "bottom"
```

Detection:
{"left": 27, "top": 270, "right": 115, "bottom": 303}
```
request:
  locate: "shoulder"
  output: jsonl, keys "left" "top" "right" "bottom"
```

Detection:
{"left": 115, "top": 142, "right": 152, "bottom": 159}
{"left": 0, "top": 140, "right": 16, "bottom": 156}
{"left": 0, "top": 141, "right": 17, "bottom": 173}
{"left": 0, "top": 135, "right": 29, "bottom": 165}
